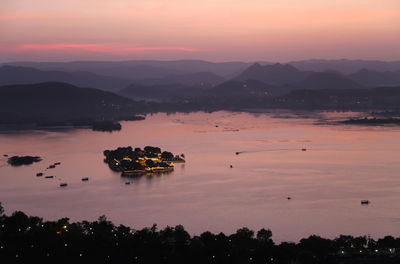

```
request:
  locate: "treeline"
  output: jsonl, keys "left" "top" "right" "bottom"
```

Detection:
{"left": 0, "top": 203, "right": 399, "bottom": 264}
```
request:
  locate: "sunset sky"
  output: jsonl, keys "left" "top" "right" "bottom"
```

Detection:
{"left": 1, "top": 0, "right": 399, "bottom": 62}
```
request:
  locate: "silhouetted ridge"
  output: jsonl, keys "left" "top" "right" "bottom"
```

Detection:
{"left": 136, "top": 71, "right": 225, "bottom": 86}
{"left": 297, "top": 72, "right": 363, "bottom": 90}
{"left": 206, "top": 80, "right": 273, "bottom": 97}
{"left": 0, "top": 65, "right": 133, "bottom": 91}
{"left": 0, "top": 82, "right": 143, "bottom": 124}
{"left": 234, "top": 63, "right": 310, "bottom": 85}
{"left": 348, "top": 69, "right": 400, "bottom": 87}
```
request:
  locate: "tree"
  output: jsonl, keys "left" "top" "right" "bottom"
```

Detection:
{"left": 144, "top": 146, "right": 161, "bottom": 154}
{"left": 146, "top": 159, "right": 155, "bottom": 167}
{"left": 256, "top": 228, "right": 272, "bottom": 242}
{"left": 161, "top": 151, "right": 174, "bottom": 159}
{"left": 235, "top": 227, "right": 254, "bottom": 240}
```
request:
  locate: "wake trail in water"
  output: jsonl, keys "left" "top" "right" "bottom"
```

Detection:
{"left": 235, "top": 148, "right": 307, "bottom": 155}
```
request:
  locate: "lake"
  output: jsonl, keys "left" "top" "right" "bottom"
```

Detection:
{"left": 1, "top": 111, "right": 400, "bottom": 242}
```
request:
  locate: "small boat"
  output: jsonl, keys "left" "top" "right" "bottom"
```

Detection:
{"left": 361, "top": 200, "right": 370, "bottom": 205}
{"left": 230, "top": 165, "right": 233, "bottom": 168}
{"left": 54, "top": 162, "right": 61, "bottom": 165}
{"left": 235, "top": 152, "right": 240, "bottom": 155}
{"left": 287, "top": 197, "right": 292, "bottom": 200}
{"left": 81, "top": 177, "right": 89, "bottom": 182}
{"left": 60, "top": 183, "right": 68, "bottom": 187}
{"left": 301, "top": 148, "right": 307, "bottom": 151}
{"left": 45, "top": 176, "right": 54, "bottom": 179}
{"left": 36, "top": 173, "right": 44, "bottom": 177}
{"left": 48, "top": 165, "right": 56, "bottom": 169}
{"left": 125, "top": 182, "right": 131, "bottom": 185}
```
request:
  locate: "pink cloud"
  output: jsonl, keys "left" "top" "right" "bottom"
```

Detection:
{"left": 0, "top": 12, "right": 55, "bottom": 20}
{"left": 9, "top": 43, "right": 201, "bottom": 54}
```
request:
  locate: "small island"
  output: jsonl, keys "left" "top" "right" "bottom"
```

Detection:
{"left": 103, "top": 146, "right": 185, "bottom": 176}
{"left": 340, "top": 117, "right": 400, "bottom": 126}
{"left": 92, "top": 121, "right": 122, "bottom": 132}
{"left": 7, "top": 155, "right": 42, "bottom": 166}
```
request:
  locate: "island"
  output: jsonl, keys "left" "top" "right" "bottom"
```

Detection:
{"left": 92, "top": 121, "right": 122, "bottom": 132}
{"left": 103, "top": 146, "right": 185, "bottom": 176}
{"left": 7, "top": 155, "right": 42, "bottom": 166}
{"left": 340, "top": 117, "right": 400, "bottom": 126}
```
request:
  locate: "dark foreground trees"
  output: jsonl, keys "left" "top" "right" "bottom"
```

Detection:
{"left": 0, "top": 206, "right": 400, "bottom": 264}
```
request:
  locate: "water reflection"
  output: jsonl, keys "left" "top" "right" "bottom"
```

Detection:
{"left": 1, "top": 111, "right": 400, "bottom": 242}
{"left": 121, "top": 170, "right": 174, "bottom": 185}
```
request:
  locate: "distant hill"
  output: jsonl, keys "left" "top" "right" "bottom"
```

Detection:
{"left": 348, "top": 69, "right": 400, "bottom": 87}
{"left": 234, "top": 63, "right": 309, "bottom": 85}
{"left": 3, "top": 60, "right": 251, "bottom": 79}
{"left": 136, "top": 72, "right": 225, "bottom": 86}
{"left": 5, "top": 59, "right": 400, "bottom": 79}
{"left": 205, "top": 80, "right": 273, "bottom": 97}
{"left": 232, "top": 63, "right": 363, "bottom": 92}
{"left": 0, "top": 82, "right": 142, "bottom": 124}
{"left": 277, "top": 86, "right": 400, "bottom": 110}
{"left": 0, "top": 66, "right": 133, "bottom": 91}
{"left": 119, "top": 83, "right": 203, "bottom": 102}
{"left": 289, "top": 59, "right": 400, "bottom": 74}
{"left": 296, "top": 72, "right": 363, "bottom": 90}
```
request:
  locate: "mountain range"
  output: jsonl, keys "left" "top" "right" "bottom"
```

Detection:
{"left": 0, "top": 82, "right": 144, "bottom": 124}
{"left": 1, "top": 59, "right": 400, "bottom": 116}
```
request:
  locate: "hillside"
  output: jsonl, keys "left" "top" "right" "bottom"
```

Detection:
{"left": 296, "top": 72, "right": 363, "bottom": 90}
{"left": 0, "top": 66, "right": 133, "bottom": 91}
{"left": 234, "top": 63, "right": 310, "bottom": 85}
{"left": 119, "top": 83, "right": 203, "bottom": 102}
{"left": 136, "top": 72, "right": 225, "bottom": 86}
{"left": 0, "top": 82, "right": 143, "bottom": 124}
{"left": 3, "top": 60, "right": 251, "bottom": 79}
{"left": 348, "top": 69, "right": 400, "bottom": 87}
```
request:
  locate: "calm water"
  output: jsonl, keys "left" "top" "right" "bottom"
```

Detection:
{"left": 1, "top": 111, "right": 400, "bottom": 242}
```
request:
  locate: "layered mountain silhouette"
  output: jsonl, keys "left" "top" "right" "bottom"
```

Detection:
{"left": 296, "top": 72, "right": 363, "bottom": 90}
{"left": 279, "top": 86, "right": 400, "bottom": 109}
{"left": 234, "top": 63, "right": 310, "bottom": 85}
{"left": 2, "top": 59, "right": 400, "bottom": 114}
{"left": 289, "top": 59, "right": 400, "bottom": 74}
{"left": 229, "top": 63, "right": 365, "bottom": 93}
{"left": 204, "top": 80, "right": 273, "bottom": 97}
{"left": 136, "top": 72, "right": 225, "bottom": 86}
{"left": 348, "top": 69, "right": 400, "bottom": 87}
{"left": 119, "top": 83, "right": 204, "bottom": 101}
{"left": 3, "top": 60, "right": 251, "bottom": 79}
{"left": 0, "top": 82, "right": 142, "bottom": 123}
{"left": 0, "top": 66, "right": 133, "bottom": 91}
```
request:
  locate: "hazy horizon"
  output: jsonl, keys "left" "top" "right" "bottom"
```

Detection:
{"left": 1, "top": 0, "right": 399, "bottom": 62}
{"left": 2, "top": 58, "right": 400, "bottom": 64}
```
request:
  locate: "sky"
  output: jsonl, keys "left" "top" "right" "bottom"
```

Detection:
{"left": 0, "top": 0, "right": 399, "bottom": 62}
